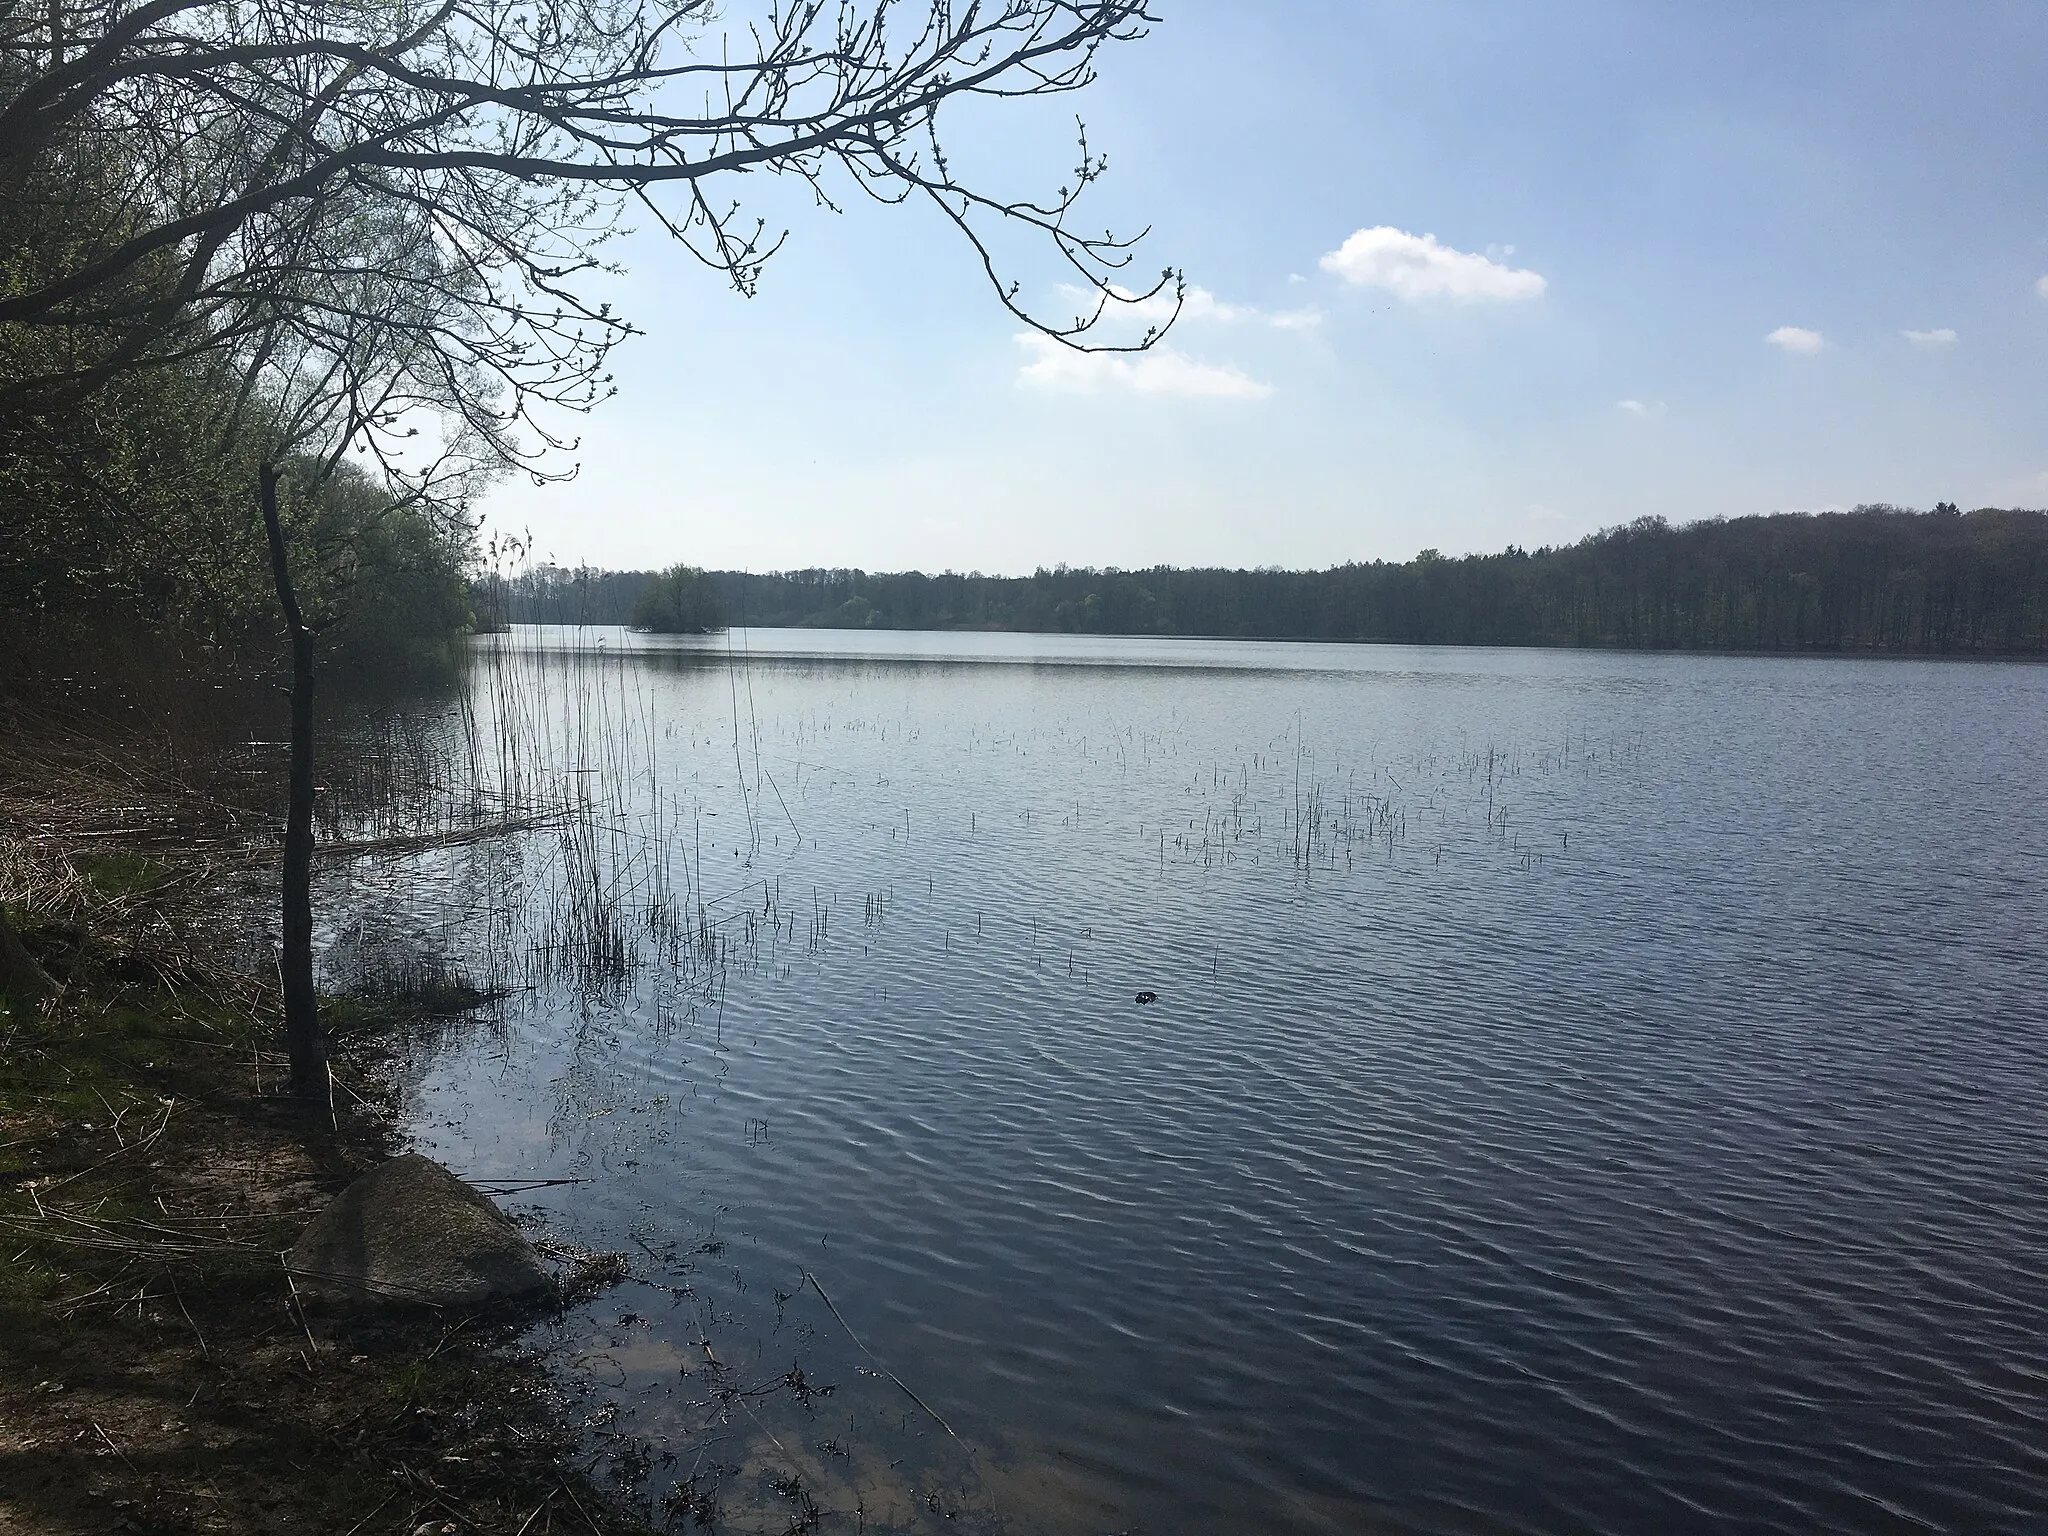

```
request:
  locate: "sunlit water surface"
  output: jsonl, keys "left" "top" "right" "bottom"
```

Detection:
{"left": 318, "top": 627, "right": 2048, "bottom": 1535}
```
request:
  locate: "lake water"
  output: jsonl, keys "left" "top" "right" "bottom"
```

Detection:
{"left": 320, "top": 626, "right": 2048, "bottom": 1535}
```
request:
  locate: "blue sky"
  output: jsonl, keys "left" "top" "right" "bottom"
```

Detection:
{"left": 483, "top": 1, "right": 2048, "bottom": 575}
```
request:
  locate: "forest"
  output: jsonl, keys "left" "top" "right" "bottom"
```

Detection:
{"left": 483, "top": 505, "right": 2048, "bottom": 654}
{"left": 1, "top": 312, "right": 478, "bottom": 695}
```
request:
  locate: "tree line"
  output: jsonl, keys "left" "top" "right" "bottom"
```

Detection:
{"left": 482, "top": 506, "right": 2048, "bottom": 654}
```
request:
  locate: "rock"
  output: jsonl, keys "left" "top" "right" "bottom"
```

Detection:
{"left": 287, "top": 1154, "right": 556, "bottom": 1310}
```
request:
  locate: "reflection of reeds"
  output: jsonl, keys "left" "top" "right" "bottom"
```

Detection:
{"left": 324, "top": 924, "right": 503, "bottom": 1016}
{"left": 326, "top": 634, "right": 1658, "bottom": 1026}
{"left": 1135, "top": 721, "right": 1655, "bottom": 885}
{"left": 332, "top": 630, "right": 807, "bottom": 1011}
{"left": 295, "top": 638, "right": 1696, "bottom": 1536}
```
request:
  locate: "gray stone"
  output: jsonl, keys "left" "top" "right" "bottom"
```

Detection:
{"left": 287, "top": 1153, "right": 556, "bottom": 1310}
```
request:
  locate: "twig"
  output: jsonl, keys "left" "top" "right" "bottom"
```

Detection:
{"left": 47, "top": 1096, "right": 177, "bottom": 1187}
{"left": 91, "top": 1419, "right": 139, "bottom": 1475}
{"left": 513, "top": 1491, "right": 556, "bottom": 1536}
{"left": 425, "top": 1314, "right": 477, "bottom": 1361}
{"left": 89, "top": 1087, "right": 129, "bottom": 1147}
{"left": 168, "top": 1267, "right": 209, "bottom": 1361}
{"left": 338, "top": 1489, "right": 398, "bottom": 1536}
{"left": 555, "top": 1478, "right": 606, "bottom": 1534}
{"left": 328, "top": 1072, "right": 376, "bottom": 1109}
{"left": 469, "top": 1176, "right": 594, "bottom": 1194}
{"left": 312, "top": 812, "right": 559, "bottom": 861}
{"left": 52, "top": 1269, "right": 133, "bottom": 1312}
{"left": 281, "top": 1257, "right": 321, "bottom": 1359}
{"left": 0, "top": 1215, "right": 252, "bottom": 1258}
{"left": 803, "top": 1270, "right": 957, "bottom": 1439}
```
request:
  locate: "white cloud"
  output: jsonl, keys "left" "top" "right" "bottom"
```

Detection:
{"left": 1318, "top": 227, "right": 1546, "bottom": 302}
{"left": 1766, "top": 326, "right": 1825, "bottom": 355}
{"left": 1617, "top": 399, "right": 1649, "bottom": 416}
{"left": 1901, "top": 328, "right": 1957, "bottom": 348}
{"left": 1168, "top": 285, "right": 1252, "bottom": 324}
{"left": 2036, "top": 275, "right": 2048, "bottom": 299}
{"left": 1015, "top": 334, "right": 1273, "bottom": 400}
{"left": 1097, "top": 283, "right": 1318, "bottom": 333}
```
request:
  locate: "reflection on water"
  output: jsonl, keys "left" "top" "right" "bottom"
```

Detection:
{"left": 318, "top": 627, "right": 2048, "bottom": 1535}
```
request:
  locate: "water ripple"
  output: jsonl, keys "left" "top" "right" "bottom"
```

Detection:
{"left": 338, "top": 632, "right": 2048, "bottom": 1535}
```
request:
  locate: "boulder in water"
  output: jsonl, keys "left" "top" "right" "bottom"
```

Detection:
{"left": 287, "top": 1153, "right": 555, "bottom": 1310}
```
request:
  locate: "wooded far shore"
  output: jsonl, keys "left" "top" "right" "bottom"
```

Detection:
{"left": 479, "top": 505, "right": 2048, "bottom": 655}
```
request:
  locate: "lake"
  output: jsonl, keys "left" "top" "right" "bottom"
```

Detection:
{"left": 318, "top": 626, "right": 2048, "bottom": 1535}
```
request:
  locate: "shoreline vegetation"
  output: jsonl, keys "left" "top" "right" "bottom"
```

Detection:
{"left": 488, "top": 505, "right": 2048, "bottom": 655}
{"left": 0, "top": 707, "right": 656, "bottom": 1535}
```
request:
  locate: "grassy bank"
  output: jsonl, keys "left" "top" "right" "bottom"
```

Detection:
{"left": 0, "top": 713, "right": 655, "bottom": 1536}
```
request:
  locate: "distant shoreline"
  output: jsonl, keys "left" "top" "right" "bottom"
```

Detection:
{"left": 493, "top": 619, "right": 2048, "bottom": 664}
{"left": 475, "top": 506, "right": 2048, "bottom": 658}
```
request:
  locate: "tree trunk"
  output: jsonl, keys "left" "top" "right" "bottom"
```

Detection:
{"left": 0, "top": 902, "right": 54, "bottom": 1000}
{"left": 260, "top": 463, "right": 331, "bottom": 1124}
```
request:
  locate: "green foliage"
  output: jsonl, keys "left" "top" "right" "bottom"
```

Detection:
{"left": 0, "top": 108, "right": 275, "bottom": 629}
{"left": 629, "top": 564, "right": 726, "bottom": 633}
{"left": 78, "top": 855, "right": 175, "bottom": 899}
{"left": 802, "top": 594, "right": 876, "bottom": 629}
{"left": 0, "top": 351, "right": 270, "bottom": 626}
{"left": 304, "top": 466, "right": 477, "bottom": 681}
{"left": 2, "top": 125, "right": 478, "bottom": 688}
{"left": 0, "top": 374, "right": 477, "bottom": 687}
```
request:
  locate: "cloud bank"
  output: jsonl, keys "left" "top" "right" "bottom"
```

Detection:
{"left": 1015, "top": 334, "right": 1272, "bottom": 399}
{"left": 1766, "top": 326, "right": 1825, "bottom": 355}
{"left": 1318, "top": 227, "right": 1546, "bottom": 302}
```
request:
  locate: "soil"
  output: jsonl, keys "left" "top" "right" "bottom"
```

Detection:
{"left": 0, "top": 887, "right": 654, "bottom": 1534}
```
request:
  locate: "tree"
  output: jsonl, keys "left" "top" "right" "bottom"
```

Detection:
{"left": 1, "top": 0, "right": 1176, "bottom": 428}
{"left": 631, "top": 564, "right": 724, "bottom": 633}
{"left": 0, "top": 903, "right": 55, "bottom": 1000}
{"left": 3, "top": 0, "right": 1179, "bottom": 1115}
